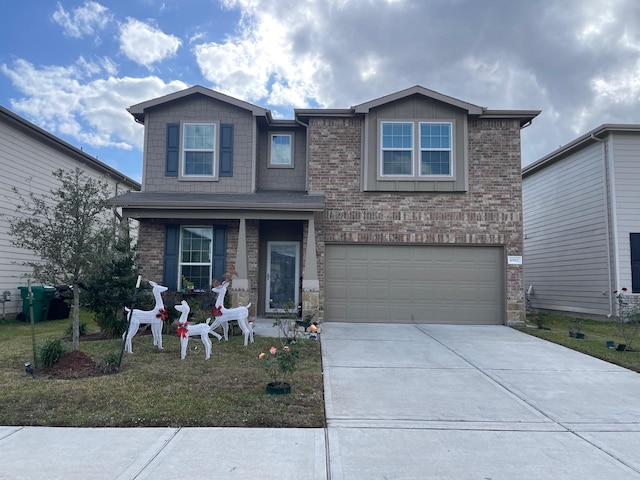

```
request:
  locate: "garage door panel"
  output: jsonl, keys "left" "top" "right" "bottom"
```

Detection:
{"left": 325, "top": 245, "right": 504, "bottom": 324}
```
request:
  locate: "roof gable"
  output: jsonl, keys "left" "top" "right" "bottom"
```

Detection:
{"left": 352, "top": 85, "right": 485, "bottom": 115}
{"left": 128, "top": 85, "right": 269, "bottom": 123}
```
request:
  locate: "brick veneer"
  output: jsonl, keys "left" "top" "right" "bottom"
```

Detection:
{"left": 307, "top": 117, "right": 525, "bottom": 323}
{"left": 137, "top": 220, "right": 260, "bottom": 316}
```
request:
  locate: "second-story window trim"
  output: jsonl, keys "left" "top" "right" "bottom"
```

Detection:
{"left": 379, "top": 120, "right": 454, "bottom": 180}
{"left": 182, "top": 122, "right": 217, "bottom": 178}
{"left": 269, "top": 132, "right": 294, "bottom": 168}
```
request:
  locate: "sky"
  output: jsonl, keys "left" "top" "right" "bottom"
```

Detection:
{"left": 2, "top": 0, "right": 640, "bottom": 182}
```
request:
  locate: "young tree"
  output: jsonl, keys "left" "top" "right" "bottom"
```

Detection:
{"left": 9, "top": 168, "right": 116, "bottom": 350}
{"left": 81, "top": 225, "right": 142, "bottom": 338}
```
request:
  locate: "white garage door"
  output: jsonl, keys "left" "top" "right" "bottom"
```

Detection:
{"left": 325, "top": 245, "right": 504, "bottom": 324}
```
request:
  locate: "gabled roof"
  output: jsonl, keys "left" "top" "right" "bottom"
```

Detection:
{"left": 522, "top": 124, "right": 640, "bottom": 177}
{"left": 0, "top": 105, "right": 140, "bottom": 190}
{"left": 353, "top": 85, "right": 485, "bottom": 115}
{"left": 296, "top": 85, "right": 540, "bottom": 128}
{"left": 128, "top": 85, "right": 270, "bottom": 124}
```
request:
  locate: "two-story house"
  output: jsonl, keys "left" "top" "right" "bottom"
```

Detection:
{"left": 110, "top": 85, "right": 539, "bottom": 325}
{"left": 0, "top": 105, "right": 140, "bottom": 319}
{"left": 523, "top": 124, "right": 640, "bottom": 318}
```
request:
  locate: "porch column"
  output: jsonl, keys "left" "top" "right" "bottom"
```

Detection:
{"left": 232, "top": 217, "right": 250, "bottom": 310}
{"left": 303, "top": 216, "right": 321, "bottom": 322}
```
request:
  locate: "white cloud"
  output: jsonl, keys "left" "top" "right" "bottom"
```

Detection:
{"left": 194, "top": 0, "right": 331, "bottom": 108}
{"left": 1, "top": 58, "right": 187, "bottom": 150}
{"left": 119, "top": 18, "right": 182, "bottom": 69}
{"left": 52, "top": 1, "right": 112, "bottom": 38}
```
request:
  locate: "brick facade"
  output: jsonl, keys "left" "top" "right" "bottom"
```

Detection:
{"left": 307, "top": 117, "right": 525, "bottom": 322}
{"left": 127, "top": 87, "right": 532, "bottom": 324}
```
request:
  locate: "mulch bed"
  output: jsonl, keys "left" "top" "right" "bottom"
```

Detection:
{"left": 50, "top": 350, "right": 104, "bottom": 379}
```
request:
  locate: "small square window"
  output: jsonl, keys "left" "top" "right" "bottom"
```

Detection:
{"left": 270, "top": 134, "right": 293, "bottom": 166}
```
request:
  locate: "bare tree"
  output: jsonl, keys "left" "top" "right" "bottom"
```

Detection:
{"left": 8, "top": 168, "right": 115, "bottom": 350}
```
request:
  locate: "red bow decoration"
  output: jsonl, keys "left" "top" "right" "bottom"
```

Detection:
{"left": 212, "top": 305, "right": 223, "bottom": 317}
{"left": 156, "top": 305, "right": 169, "bottom": 322}
{"left": 176, "top": 321, "right": 189, "bottom": 338}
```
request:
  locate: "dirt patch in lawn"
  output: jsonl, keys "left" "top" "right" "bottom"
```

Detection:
{"left": 50, "top": 350, "right": 103, "bottom": 379}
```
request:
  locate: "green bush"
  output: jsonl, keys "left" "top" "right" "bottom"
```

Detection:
{"left": 64, "top": 321, "right": 88, "bottom": 339}
{"left": 38, "top": 338, "right": 67, "bottom": 368}
{"left": 94, "top": 315, "right": 127, "bottom": 338}
{"left": 98, "top": 351, "right": 120, "bottom": 374}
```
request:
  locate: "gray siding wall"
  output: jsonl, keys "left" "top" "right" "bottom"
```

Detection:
{"left": 143, "top": 95, "right": 255, "bottom": 193}
{"left": 363, "top": 95, "right": 468, "bottom": 192}
{"left": 0, "top": 117, "right": 133, "bottom": 317}
{"left": 610, "top": 132, "right": 640, "bottom": 292}
{"left": 256, "top": 127, "right": 307, "bottom": 191}
{"left": 523, "top": 142, "right": 611, "bottom": 315}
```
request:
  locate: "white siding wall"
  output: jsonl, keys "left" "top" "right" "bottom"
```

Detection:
{"left": 523, "top": 142, "right": 612, "bottom": 315}
{"left": 0, "top": 118, "right": 135, "bottom": 317}
{"left": 610, "top": 132, "right": 640, "bottom": 294}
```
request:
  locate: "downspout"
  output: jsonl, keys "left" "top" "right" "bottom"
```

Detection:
{"left": 591, "top": 133, "right": 614, "bottom": 317}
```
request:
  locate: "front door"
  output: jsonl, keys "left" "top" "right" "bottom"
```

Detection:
{"left": 266, "top": 241, "right": 300, "bottom": 312}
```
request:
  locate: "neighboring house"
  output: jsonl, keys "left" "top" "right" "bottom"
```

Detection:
{"left": 523, "top": 124, "right": 640, "bottom": 318}
{"left": 110, "top": 85, "right": 539, "bottom": 324}
{"left": 0, "top": 106, "right": 141, "bottom": 318}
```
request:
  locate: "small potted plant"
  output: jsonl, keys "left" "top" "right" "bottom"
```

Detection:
{"left": 569, "top": 318, "right": 584, "bottom": 338}
{"left": 259, "top": 345, "right": 299, "bottom": 394}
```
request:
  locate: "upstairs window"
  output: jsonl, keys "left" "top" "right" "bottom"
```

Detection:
{"left": 270, "top": 133, "right": 293, "bottom": 166}
{"left": 183, "top": 123, "right": 216, "bottom": 176}
{"left": 380, "top": 121, "right": 453, "bottom": 178}
{"left": 381, "top": 122, "right": 413, "bottom": 175}
{"left": 420, "top": 122, "right": 452, "bottom": 176}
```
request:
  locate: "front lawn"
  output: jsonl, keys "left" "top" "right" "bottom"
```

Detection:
{"left": 0, "top": 313, "right": 325, "bottom": 427}
{"left": 514, "top": 313, "right": 640, "bottom": 372}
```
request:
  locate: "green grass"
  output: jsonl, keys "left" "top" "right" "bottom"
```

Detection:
{"left": 0, "top": 312, "right": 325, "bottom": 428}
{"left": 514, "top": 313, "right": 640, "bottom": 372}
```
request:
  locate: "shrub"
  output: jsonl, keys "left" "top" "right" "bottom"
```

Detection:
{"left": 38, "top": 338, "right": 67, "bottom": 368}
{"left": 98, "top": 352, "right": 120, "bottom": 374}
{"left": 95, "top": 315, "right": 127, "bottom": 338}
{"left": 614, "top": 288, "right": 640, "bottom": 351}
{"left": 64, "top": 321, "right": 88, "bottom": 339}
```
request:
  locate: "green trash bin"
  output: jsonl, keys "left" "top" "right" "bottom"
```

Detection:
{"left": 18, "top": 286, "right": 56, "bottom": 323}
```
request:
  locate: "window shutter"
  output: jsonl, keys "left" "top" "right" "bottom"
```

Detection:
{"left": 219, "top": 124, "right": 233, "bottom": 177}
{"left": 632, "top": 233, "right": 640, "bottom": 293}
{"left": 166, "top": 123, "right": 179, "bottom": 177}
{"left": 212, "top": 225, "right": 227, "bottom": 282}
{"left": 163, "top": 224, "right": 179, "bottom": 289}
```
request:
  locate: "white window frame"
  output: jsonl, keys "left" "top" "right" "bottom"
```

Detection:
{"left": 419, "top": 121, "right": 453, "bottom": 177}
{"left": 379, "top": 120, "right": 455, "bottom": 180}
{"left": 179, "top": 226, "right": 213, "bottom": 292}
{"left": 182, "top": 123, "right": 217, "bottom": 178}
{"left": 269, "top": 133, "right": 294, "bottom": 168}
{"left": 380, "top": 121, "right": 414, "bottom": 177}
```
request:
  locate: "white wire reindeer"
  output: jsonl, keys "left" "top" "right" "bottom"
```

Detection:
{"left": 123, "top": 281, "right": 168, "bottom": 354}
{"left": 175, "top": 300, "right": 222, "bottom": 360}
{"left": 209, "top": 281, "right": 254, "bottom": 346}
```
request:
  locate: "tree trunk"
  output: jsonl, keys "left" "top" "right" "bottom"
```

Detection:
{"left": 72, "top": 283, "right": 80, "bottom": 351}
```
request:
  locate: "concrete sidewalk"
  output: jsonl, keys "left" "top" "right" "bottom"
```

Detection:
{"left": 3, "top": 323, "right": 640, "bottom": 479}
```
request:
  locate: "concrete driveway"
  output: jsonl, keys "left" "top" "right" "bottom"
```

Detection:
{"left": 322, "top": 323, "right": 640, "bottom": 479}
{"left": 3, "top": 323, "right": 640, "bottom": 479}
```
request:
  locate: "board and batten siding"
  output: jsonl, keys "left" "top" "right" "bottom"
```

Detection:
{"left": 610, "top": 132, "right": 640, "bottom": 293}
{"left": 523, "top": 142, "right": 611, "bottom": 315}
{"left": 0, "top": 112, "right": 138, "bottom": 317}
